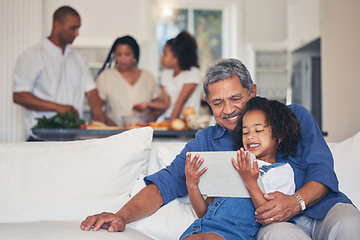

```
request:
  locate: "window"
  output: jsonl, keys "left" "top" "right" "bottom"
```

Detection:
{"left": 194, "top": 10, "right": 222, "bottom": 71}
{"left": 156, "top": 6, "right": 224, "bottom": 73}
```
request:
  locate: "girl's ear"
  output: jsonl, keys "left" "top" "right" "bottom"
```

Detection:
{"left": 276, "top": 138, "right": 282, "bottom": 150}
{"left": 174, "top": 56, "right": 179, "bottom": 65}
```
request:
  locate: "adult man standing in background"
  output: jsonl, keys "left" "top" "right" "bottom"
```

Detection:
{"left": 13, "top": 6, "right": 106, "bottom": 140}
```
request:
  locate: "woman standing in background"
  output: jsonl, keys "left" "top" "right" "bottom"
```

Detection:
{"left": 133, "top": 31, "right": 202, "bottom": 127}
{"left": 96, "top": 35, "right": 161, "bottom": 126}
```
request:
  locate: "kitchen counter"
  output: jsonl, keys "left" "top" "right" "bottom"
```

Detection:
{"left": 32, "top": 128, "right": 197, "bottom": 141}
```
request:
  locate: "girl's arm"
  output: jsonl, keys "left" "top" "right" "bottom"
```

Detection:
{"left": 232, "top": 149, "right": 267, "bottom": 209}
{"left": 169, "top": 83, "right": 197, "bottom": 121}
{"left": 133, "top": 87, "right": 170, "bottom": 112}
{"left": 185, "top": 153, "right": 209, "bottom": 218}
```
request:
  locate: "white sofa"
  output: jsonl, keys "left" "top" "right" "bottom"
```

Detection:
{"left": 0, "top": 127, "right": 359, "bottom": 240}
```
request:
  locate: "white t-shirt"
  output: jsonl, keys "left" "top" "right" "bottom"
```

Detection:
{"left": 256, "top": 160, "right": 295, "bottom": 195}
{"left": 96, "top": 68, "right": 161, "bottom": 126}
{"left": 161, "top": 67, "right": 202, "bottom": 119}
{"left": 13, "top": 38, "right": 95, "bottom": 139}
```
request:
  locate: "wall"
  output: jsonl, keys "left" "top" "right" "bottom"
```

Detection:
{"left": 44, "top": 0, "right": 156, "bottom": 74}
{"left": 287, "top": 0, "right": 321, "bottom": 51}
{"left": 0, "top": 0, "right": 157, "bottom": 141}
{"left": 44, "top": 0, "right": 152, "bottom": 44}
{"left": 244, "top": 0, "right": 287, "bottom": 44}
{"left": 4, "top": 0, "right": 357, "bottom": 142}
{"left": 322, "top": 0, "right": 360, "bottom": 142}
{"left": 0, "top": 0, "right": 43, "bottom": 141}
{"left": 0, "top": 0, "right": 243, "bottom": 141}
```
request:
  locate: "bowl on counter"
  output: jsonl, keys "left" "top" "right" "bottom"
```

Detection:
{"left": 121, "top": 116, "right": 149, "bottom": 129}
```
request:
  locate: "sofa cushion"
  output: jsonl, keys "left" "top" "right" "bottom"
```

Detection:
{"left": 157, "top": 143, "right": 186, "bottom": 168}
{"left": 0, "top": 221, "right": 152, "bottom": 240}
{"left": 330, "top": 130, "right": 360, "bottom": 208}
{"left": 128, "top": 174, "right": 196, "bottom": 240}
{"left": 129, "top": 141, "right": 196, "bottom": 240}
{"left": 148, "top": 141, "right": 186, "bottom": 175}
{"left": 0, "top": 127, "right": 153, "bottom": 223}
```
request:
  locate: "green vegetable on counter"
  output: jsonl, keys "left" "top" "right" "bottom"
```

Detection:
{"left": 32, "top": 109, "right": 85, "bottom": 129}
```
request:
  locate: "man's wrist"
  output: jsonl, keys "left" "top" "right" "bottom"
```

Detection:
{"left": 91, "top": 109, "right": 105, "bottom": 122}
{"left": 115, "top": 210, "right": 129, "bottom": 225}
{"left": 91, "top": 108, "right": 103, "bottom": 115}
{"left": 293, "top": 192, "right": 306, "bottom": 214}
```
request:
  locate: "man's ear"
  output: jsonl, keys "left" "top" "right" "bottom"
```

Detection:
{"left": 53, "top": 20, "right": 62, "bottom": 30}
{"left": 205, "top": 96, "right": 210, "bottom": 105}
{"left": 250, "top": 84, "right": 257, "bottom": 98}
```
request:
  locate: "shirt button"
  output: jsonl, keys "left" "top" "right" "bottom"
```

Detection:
{"left": 195, "top": 228, "right": 200, "bottom": 233}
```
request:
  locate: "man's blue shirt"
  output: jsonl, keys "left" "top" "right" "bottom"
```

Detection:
{"left": 144, "top": 104, "right": 351, "bottom": 219}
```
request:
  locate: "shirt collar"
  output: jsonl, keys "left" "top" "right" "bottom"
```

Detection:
{"left": 44, "top": 38, "right": 70, "bottom": 56}
{"left": 214, "top": 123, "right": 233, "bottom": 139}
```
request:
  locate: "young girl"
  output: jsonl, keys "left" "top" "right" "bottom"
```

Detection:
{"left": 96, "top": 35, "right": 161, "bottom": 126}
{"left": 182, "top": 97, "right": 302, "bottom": 240}
{"left": 133, "top": 31, "right": 202, "bottom": 127}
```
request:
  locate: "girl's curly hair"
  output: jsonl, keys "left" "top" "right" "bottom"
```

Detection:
{"left": 233, "top": 97, "right": 302, "bottom": 159}
{"left": 167, "top": 31, "right": 199, "bottom": 70}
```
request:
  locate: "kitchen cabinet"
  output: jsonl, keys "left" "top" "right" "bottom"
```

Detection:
{"left": 248, "top": 44, "right": 288, "bottom": 103}
{"left": 74, "top": 46, "right": 109, "bottom": 78}
{"left": 287, "top": 0, "right": 321, "bottom": 51}
{"left": 255, "top": 50, "right": 287, "bottom": 103}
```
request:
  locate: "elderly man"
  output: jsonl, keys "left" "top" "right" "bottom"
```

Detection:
{"left": 13, "top": 6, "right": 107, "bottom": 140}
{"left": 81, "top": 58, "right": 360, "bottom": 239}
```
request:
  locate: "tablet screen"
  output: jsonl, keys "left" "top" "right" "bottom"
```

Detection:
{"left": 189, "top": 151, "right": 263, "bottom": 197}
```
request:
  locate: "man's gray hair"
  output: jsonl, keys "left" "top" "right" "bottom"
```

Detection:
{"left": 203, "top": 58, "right": 253, "bottom": 98}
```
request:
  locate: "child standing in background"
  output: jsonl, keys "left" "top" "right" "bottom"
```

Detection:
{"left": 133, "top": 31, "right": 202, "bottom": 127}
{"left": 182, "top": 97, "right": 302, "bottom": 240}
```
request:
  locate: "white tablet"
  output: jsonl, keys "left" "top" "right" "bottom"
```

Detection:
{"left": 189, "top": 151, "right": 264, "bottom": 197}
